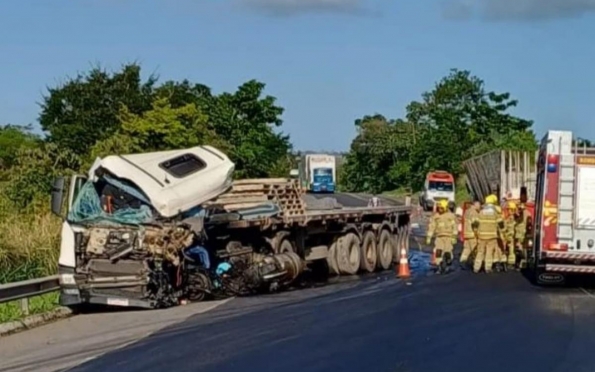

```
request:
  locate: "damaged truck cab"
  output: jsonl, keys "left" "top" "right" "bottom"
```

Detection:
{"left": 51, "top": 146, "right": 235, "bottom": 309}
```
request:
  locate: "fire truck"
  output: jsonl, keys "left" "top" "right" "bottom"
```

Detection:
{"left": 463, "top": 130, "right": 595, "bottom": 284}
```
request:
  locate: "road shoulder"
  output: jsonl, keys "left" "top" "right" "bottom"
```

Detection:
{"left": 0, "top": 299, "right": 230, "bottom": 372}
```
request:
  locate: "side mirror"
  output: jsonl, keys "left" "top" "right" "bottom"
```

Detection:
{"left": 51, "top": 177, "right": 66, "bottom": 218}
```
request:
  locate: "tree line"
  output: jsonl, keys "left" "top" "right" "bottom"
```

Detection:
{"left": 1, "top": 65, "right": 549, "bottom": 210}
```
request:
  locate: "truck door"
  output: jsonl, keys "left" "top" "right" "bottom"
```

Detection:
{"left": 58, "top": 175, "right": 88, "bottom": 269}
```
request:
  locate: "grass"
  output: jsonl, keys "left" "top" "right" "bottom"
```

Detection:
{"left": 0, "top": 292, "right": 59, "bottom": 323}
{"left": 0, "top": 189, "right": 62, "bottom": 322}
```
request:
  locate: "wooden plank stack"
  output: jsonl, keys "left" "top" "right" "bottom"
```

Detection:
{"left": 204, "top": 178, "right": 307, "bottom": 217}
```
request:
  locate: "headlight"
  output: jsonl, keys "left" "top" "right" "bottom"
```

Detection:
{"left": 527, "top": 240, "right": 533, "bottom": 248}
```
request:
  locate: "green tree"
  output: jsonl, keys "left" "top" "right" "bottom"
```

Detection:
{"left": 5, "top": 143, "right": 81, "bottom": 209}
{"left": 91, "top": 97, "right": 228, "bottom": 160}
{"left": 0, "top": 124, "right": 40, "bottom": 172}
{"left": 342, "top": 69, "right": 537, "bottom": 193}
{"left": 155, "top": 80, "right": 291, "bottom": 178}
{"left": 39, "top": 64, "right": 156, "bottom": 155}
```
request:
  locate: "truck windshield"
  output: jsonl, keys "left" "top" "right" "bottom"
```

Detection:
{"left": 314, "top": 168, "right": 333, "bottom": 177}
{"left": 429, "top": 181, "right": 453, "bottom": 191}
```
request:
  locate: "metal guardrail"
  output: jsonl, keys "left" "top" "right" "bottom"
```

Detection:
{"left": 0, "top": 275, "right": 60, "bottom": 315}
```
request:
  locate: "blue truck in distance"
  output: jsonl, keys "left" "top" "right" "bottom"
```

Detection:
{"left": 294, "top": 154, "right": 337, "bottom": 193}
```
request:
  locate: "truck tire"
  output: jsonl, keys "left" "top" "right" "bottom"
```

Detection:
{"left": 377, "top": 229, "right": 394, "bottom": 270}
{"left": 327, "top": 240, "right": 340, "bottom": 275}
{"left": 338, "top": 233, "right": 361, "bottom": 275}
{"left": 359, "top": 230, "right": 378, "bottom": 273}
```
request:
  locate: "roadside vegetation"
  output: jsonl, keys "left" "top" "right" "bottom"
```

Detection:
{"left": 0, "top": 65, "right": 538, "bottom": 311}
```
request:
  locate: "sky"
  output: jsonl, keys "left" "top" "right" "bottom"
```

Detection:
{"left": 1, "top": 0, "right": 595, "bottom": 152}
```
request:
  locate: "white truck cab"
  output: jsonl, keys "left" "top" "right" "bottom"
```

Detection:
{"left": 51, "top": 146, "right": 234, "bottom": 309}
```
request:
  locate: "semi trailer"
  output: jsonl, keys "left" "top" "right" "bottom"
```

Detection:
{"left": 50, "top": 146, "right": 412, "bottom": 310}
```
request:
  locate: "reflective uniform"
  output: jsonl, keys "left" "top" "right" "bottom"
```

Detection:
{"left": 504, "top": 214, "right": 517, "bottom": 266}
{"left": 460, "top": 207, "right": 479, "bottom": 264}
{"left": 509, "top": 209, "right": 531, "bottom": 266}
{"left": 492, "top": 205, "right": 506, "bottom": 268}
{"left": 473, "top": 204, "right": 505, "bottom": 273}
{"left": 427, "top": 210, "right": 458, "bottom": 267}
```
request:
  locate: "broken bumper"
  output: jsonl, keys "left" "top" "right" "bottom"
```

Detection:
{"left": 58, "top": 265, "right": 155, "bottom": 309}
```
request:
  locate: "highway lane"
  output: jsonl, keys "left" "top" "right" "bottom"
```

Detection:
{"left": 68, "top": 268, "right": 595, "bottom": 372}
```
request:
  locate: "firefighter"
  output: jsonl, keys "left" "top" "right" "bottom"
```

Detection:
{"left": 492, "top": 202, "right": 507, "bottom": 272}
{"left": 460, "top": 200, "right": 481, "bottom": 269}
{"left": 504, "top": 201, "right": 519, "bottom": 270}
{"left": 513, "top": 203, "right": 532, "bottom": 269}
{"left": 426, "top": 199, "right": 458, "bottom": 274}
{"left": 472, "top": 194, "right": 505, "bottom": 274}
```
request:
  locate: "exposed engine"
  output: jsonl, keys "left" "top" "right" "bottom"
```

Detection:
{"left": 182, "top": 240, "right": 305, "bottom": 300}
{"left": 74, "top": 223, "right": 195, "bottom": 308}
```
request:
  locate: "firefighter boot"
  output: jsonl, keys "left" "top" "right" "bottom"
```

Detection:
{"left": 434, "top": 249, "right": 444, "bottom": 274}
{"left": 443, "top": 252, "right": 453, "bottom": 274}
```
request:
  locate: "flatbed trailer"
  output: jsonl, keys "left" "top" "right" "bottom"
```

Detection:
{"left": 204, "top": 180, "right": 412, "bottom": 278}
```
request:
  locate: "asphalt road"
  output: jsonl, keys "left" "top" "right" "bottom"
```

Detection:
{"left": 67, "top": 265, "right": 595, "bottom": 372}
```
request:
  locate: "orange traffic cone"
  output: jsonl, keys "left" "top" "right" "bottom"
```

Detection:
{"left": 397, "top": 245, "right": 411, "bottom": 278}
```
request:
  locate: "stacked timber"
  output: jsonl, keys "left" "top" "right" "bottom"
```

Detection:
{"left": 204, "top": 178, "right": 307, "bottom": 217}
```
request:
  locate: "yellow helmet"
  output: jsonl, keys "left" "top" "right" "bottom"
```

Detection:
{"left": 508, "top": 201, "right": 517, "bottom": 210}
{"left": 438, "top": 200, "right": 449, "bottom": 210}
{"left": 485, "top": 194, "right": 498, "bottom": 205}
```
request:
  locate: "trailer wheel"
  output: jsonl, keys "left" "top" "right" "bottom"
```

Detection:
{"left": 359, "top": 230, "right": 378, "bottom": 273}
{"left": 327, "top": 240, "right": 340, "bottom": 275}
{"left": 338, "top": 233, "right": 361, "bottom": 275}
{"left": 377, "top": 229, "right": 394, "bottom": 270}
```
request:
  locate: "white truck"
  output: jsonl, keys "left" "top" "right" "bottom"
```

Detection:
{"left": 51, "top": 147, "right": 412, "bottom": 310}
{"left": 298, "top": 154, "right": 336, "bottom": 193}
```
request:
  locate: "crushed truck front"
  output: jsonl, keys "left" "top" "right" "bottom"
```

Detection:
{"left": 51, "top": 146, "right": 235, "bottom": 309}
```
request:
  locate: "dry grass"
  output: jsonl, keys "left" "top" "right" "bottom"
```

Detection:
{"left": 0, "top": 192, "right": 62, "bottom": 321}
{"left": 0, "top": 195, "right": 61, "bottom": 284}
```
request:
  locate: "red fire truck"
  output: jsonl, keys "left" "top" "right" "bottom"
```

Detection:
{"left": 529, "top": 130, "right": 595, "bottom": 284}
